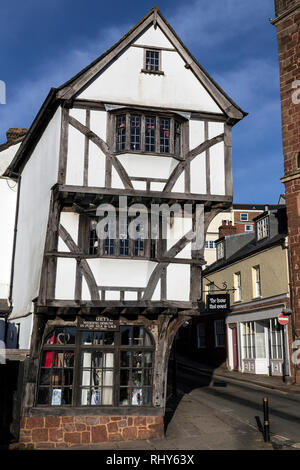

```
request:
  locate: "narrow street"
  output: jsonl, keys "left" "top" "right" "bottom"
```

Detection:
{"left": 165, "top": 362, "right": 300, "bottom": 450}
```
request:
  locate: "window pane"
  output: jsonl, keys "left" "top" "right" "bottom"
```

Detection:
{"left": 132, "top": 388, "right": 143, "bottom": 406}
{"left": 144, "top": 369, "right": 152, "bottom": 386}
{"left": 121, "top": 351, "right": 131, "bottom": 367}
{"left": 37, "top": 387, "right": 50, "bottom": 405}
{"left": 132, "top": 326, "right": 144, "bottom": 345}
{"left": 102, "top": 387, "right": 113, "bottom": 405}
{"left": 62, "top": 388, "right": 73, "bottom": 405}
{"left": 40, "top": 369, "right": 51, "bottom": 385}
{"left": 120, "top": 369, "right": 130, "bottom": 386}
{"left": 121, "top": 326, "right": 132, "bottom": 345}
{"left": 132, "top": 352, "right": 143, "bottom": 368}
{"left": 144, "top": 352, "right": 153, "bottom": 367}
{"left": 143, "top": 388, "right": 152, "bottom": 405}
{"left": 116, "top": 115, "right": 126, "bottom": 151}
{"left": 120, "top": 387, "right": 130, "bottom": 406}
{"left": 64, "top": 352, "right": 75, "bottom": 368}
{"left": 103, "top": 332, "right": 114, "bottom": 346}
{"left": 130, "top": 115, "right": 141, "bottom": 151}
{"left": 145, "top": 116, "right": 156, "bottom": 152}
{"left": 82, "top": 332, "right": 93, "bottom": 345}
{"left": 174, "top": 120, "right": 181, "bottom": 156}
{"left": 132, "top": 369, "right": 142, "bottom": 387}
{"left": 160, "top": 118, "right": 170, "bottom": 153}
{"left": 93, "top": 332, "right": 103, "bottom": 345}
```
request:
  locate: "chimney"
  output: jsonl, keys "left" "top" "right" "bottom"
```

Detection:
{"left": 6, "top": 128, "right": 27, "bottom": 143}
{"left": 218, "top": 220, "right": 237, "bottom": 238}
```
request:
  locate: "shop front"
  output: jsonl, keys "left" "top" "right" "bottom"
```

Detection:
{"left": 226, "top": 305, "right": 290, "bottom": 378}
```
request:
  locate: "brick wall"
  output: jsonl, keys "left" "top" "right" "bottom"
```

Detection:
{"left": 275, "top": 0, "right": 300, "bottom": 382}
{"left": 275, "top": 0, "right": 300, "bottom": 17}
{"left": 15, "top": 415, "right": 164, "bottom": 449}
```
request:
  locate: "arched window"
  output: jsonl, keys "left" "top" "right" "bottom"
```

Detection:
{"left": 37, "top": 325, "right": 154, "bottom": 408}
{"left": 37, "top": 327, "right": 76, "bottom": 406}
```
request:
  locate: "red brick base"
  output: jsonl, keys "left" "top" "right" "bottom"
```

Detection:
{"left": 16, "top": 415, "right": 164, "bottom": 449}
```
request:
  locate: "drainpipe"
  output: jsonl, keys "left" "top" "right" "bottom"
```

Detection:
{"left": 283, "top": 237, "right": 297, "bottom": 384}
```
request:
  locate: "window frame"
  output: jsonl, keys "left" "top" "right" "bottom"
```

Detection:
{"left": 142, "top": 48, "right": 163, "bottom": 75}
{"left": 234, "top": 272, "right": 242, "bottom": 302}
{"left": 112, "top": 110, "right": 183, "bottom": 158}
{"left": 36, "top": 325, "right": 155, "bottom": 409}
{"left": 240, "top": 213, "right": 248, "bottom": 222}
{"left": 256, "top": 216, "right": 269, "bottom": 241}
{"left": 196, "top": 323, "right": 206, "bottom": 349}
{"left": 252, "top": 265, "right": 261, "bottom": 298}
{"left": 214, "top": 319, "right": 225, "bottom": 348}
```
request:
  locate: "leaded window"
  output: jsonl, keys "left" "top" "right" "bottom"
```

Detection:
{"left": 113, "top": 112, "right": 182, "bottom": 157}
{"left": 130, "top": 115, "right": 141, "bottom": 151}
{"left": 116, "top": 115, "right": 126, "bottom": 151}
{"left": 160, "top": 118, "right": 170, "bottom": 153}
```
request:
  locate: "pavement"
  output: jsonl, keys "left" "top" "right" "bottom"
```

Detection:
{"left": 64, "top": 355, "right": 300, "bottom": 451}
{"left": 9, "top": 355, "right": 300, "bottom": 451}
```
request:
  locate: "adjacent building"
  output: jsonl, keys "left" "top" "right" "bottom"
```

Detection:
{"left": 272, "top": 0, "right": 300, "bottom": 382}
{"left": 179, "top": 206, "right": 292, "bottom": 378}
{"left": 1, "top": 7, "right": 246, "bottom": 447}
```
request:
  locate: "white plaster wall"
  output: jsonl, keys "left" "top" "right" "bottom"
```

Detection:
{"left": 90, "top": 110, "right": 107, "bottom": 140}
{"left": 88, "top": 141, "right": 106, "bottom": 187}
{"left": 189, "top": 120, "right": 205, "bottom": 150}
{"left": 87, "top": 258, "right": 157, "bottom": 288}
{"left": 77, "top": 27, "right": 222, "bottom": 114}
{"left": 167, "top": 264, "right": 190, "bottom": 301}
{"left": 190, "top": 153, "right": 206, "bottom": 194}
{"left": 0, "top": 142, "right": 22, "bottom": 174}
{"left": 133, "top": 24, "right": 174, "bottom": 49}
{"left": 66, "top": 125, "right": 85, "bottom": 185}
{"left": 58, "top": 211, "right": 79, "bottom": 251}
{"left": 10, "top": 107, "right": 62, "bottom": 319}
{"left": 117, "top": 153, "right": 177, "bottom": 180}
{"left": 0, "top": 180, "right": 17, "bottom": 298}
{"left": 55, "top": 258, "right": 76, "bottom": 299}
{"left": 171, "top": 172, "right": 184, "bottom": 193}
{"left": 167, "top": 216, "right": 192, "bottom": 259}
{"left": 210, "top": 142, "right": 225, "bottom": 196}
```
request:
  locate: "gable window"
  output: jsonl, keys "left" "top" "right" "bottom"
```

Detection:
{"left": 256, "top": 216, "right": 269, "bottom": 241}
{"left": 113, "top": 111, "right": 182, "bottom": 157}
{"left": 240, "top": 213, "right": 248, "bottom": 222}
{"left": 145, "top": 50, "right": 160, "bottom": 72}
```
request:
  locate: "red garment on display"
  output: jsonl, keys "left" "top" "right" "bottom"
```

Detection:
{"left": 44, "top": 335, "right": 59, "bottom": 367}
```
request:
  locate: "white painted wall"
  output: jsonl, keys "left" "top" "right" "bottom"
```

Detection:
{"left": 55, "top": 258, "right": 76, "bottom": 299}
{"left": 58, "top": 211, "right": 79, "bottom": 252}
{"left": 77, "top": 26, "right": 222, "bottom": 114}
{"left": 10, "top": 107, "right": 62, "bottom": 320}
{"left": 117, "top": 153, "right": 177, "bottom": 180}
{"left": 167, "top": 264, "right": 190, "bottom": 301}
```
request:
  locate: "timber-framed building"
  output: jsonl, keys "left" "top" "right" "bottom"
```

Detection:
{"left": 3, "top": 7, "right": 246, "bottom": 446}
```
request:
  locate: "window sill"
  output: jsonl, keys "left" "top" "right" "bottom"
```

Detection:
{"left": 141, "top": 69, "right": 164, "bottom": 76}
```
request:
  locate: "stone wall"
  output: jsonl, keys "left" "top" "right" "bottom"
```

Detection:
{"left": 275, "top": 0, "right": 300, "bottom": 17}
{"left": 16, "top": 415, "right": 164, "bottom": 449}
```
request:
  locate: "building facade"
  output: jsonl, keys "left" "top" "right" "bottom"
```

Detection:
{"left": 2, "top": 8, "right": 246, "bottom": 447}
{"left": 272, "top": 0, "right": 300, "bottom": 382}
{"left": 199, "top": 207, "right": 291, "bottom": 377}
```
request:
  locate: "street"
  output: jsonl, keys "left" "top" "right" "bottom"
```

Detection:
{"left": 165, "top": 361, "right": 300, "bottom": 450}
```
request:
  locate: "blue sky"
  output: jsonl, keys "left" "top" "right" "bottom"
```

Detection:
{"left": 0, "top": 0, "right": 283, "bottom": 204}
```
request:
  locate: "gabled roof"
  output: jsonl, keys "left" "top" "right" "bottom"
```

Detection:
{"left": 4, "top": 6, "right": 247, "bottom": 177}
{"left": 57, "top": 6, "right": 247, "bottom": 120}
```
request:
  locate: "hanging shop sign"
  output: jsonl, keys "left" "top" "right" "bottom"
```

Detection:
{"left": 78, "top": 316, "right": 119, "bottom": 331}
{"left": 207, "top": 294, "right": 230, "bottom": 313}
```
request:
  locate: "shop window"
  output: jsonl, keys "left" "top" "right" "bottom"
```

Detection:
{"left": 37, "top": 325, "right": 154, "bottom": 408}
{"left": 37, "top": 327, "right": 76, "bottom": 406}
{"left": 242, "top": 322, "right": 255, "bottom": 359}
